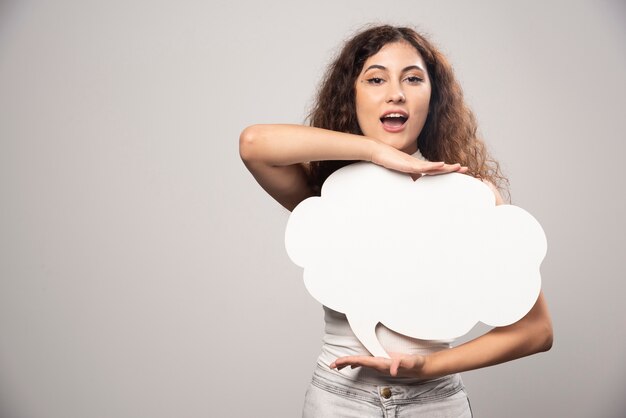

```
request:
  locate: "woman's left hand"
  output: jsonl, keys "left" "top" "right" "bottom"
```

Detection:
{"left": 330, "top": 353, "right": 429, "bottom": 378}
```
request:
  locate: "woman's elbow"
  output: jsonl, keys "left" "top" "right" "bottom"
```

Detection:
{"left": 527, "top": 291, "right": 553, "bottom": 353}
{"left": 540, "top": 322, "right": 554, "bottom": 352}
{"left": 534, "top": 320, "right": 554, "bottom": 353}
{"left": 239, "top": 124, "right": 264, "bottom": 162}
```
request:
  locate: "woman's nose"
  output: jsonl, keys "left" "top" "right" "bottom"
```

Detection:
{"left": 386, "top": 86, "right": 406, "bottom": 103}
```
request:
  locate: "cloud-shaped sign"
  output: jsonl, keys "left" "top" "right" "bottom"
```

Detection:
{"left": 285, "top": 162, "right": 547, "bottom": 358}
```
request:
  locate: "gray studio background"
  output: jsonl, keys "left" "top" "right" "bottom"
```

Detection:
{"left": 1, "top": 0, "right": 625, "bottom": 417}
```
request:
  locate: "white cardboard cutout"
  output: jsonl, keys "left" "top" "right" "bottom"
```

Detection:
{"left": 285, "top": 158, "right": 547, "bottom": 358}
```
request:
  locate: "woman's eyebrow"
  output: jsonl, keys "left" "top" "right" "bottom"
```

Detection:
{"left": 364, "top": 64, "right": 426, "bottom": 73}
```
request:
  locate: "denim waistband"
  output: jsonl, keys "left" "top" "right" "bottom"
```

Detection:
{"left": 310, "top": 363, "right": 465, "bottom": 406}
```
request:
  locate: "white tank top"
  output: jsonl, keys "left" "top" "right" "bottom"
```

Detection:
{"left": 316, "top": 307, "right": 454, "bottom": 383}
{"left": 314, "top": 148, "right": 455, "bottom": 384}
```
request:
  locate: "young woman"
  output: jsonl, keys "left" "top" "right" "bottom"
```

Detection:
{"left": 239, "top": 25, "right": 553, "bottom": 417}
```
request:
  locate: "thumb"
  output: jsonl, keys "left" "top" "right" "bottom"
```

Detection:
{"left": 390, "top": 357, "right": 402, "bottom": 376}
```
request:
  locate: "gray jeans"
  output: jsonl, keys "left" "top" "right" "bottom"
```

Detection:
{"left": 302, "top": 364, "right": 473, "bottom": 417}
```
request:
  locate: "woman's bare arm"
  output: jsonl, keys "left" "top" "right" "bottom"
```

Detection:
{"left": 416, "top": 290, "right": 553, "bottom": 379}
{"left": 239, "top": 124, "right": 464, "bottom": 211}
{"left": 239, "top": 124, "right": 374, "bottom": 211}
{"left": 331, "top": 291, "right": 552, "bottom": 378}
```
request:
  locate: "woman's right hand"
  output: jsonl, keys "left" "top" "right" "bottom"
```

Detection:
{"left": 369, "top": 141, "right": 468, "bottom": 179}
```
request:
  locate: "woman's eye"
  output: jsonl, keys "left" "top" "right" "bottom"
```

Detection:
{"left": 366, "top": 77, "right": 385, "bottom": 85}
{"left": 405, "top": 76, "right": 424, "bottom": 84}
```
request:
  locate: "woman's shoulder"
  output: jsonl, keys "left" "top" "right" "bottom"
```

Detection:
{"left": 480, "top": 179, "right": 506, "bottom": 205}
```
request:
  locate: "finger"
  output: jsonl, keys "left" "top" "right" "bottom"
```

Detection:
{"left": 360, "top": 357, "right": 392, "bottom": 373}
{"left": 390, "top": 357, "right": 402, "bottom": 377}
{"left": 336, "top": 356, "right": 391, "bottom": 373}
{"left": 442, "top": 163, "right": 462, "bottom": 172}
{"left": 333, "top": 356, "right": 357, "bottom": 366}
{"left": 423, "top": 163, "right": 462, "bottom": 175}
{"left": 427, "top": 163, "right": 459, "bottom": 172}
{"left": 413, "top": 161, "right": 445, "bottom": 173}
{"left": 336, "top": 356, "right": 369, "bottom": 368}
{"left": 332, "top": 356, "right": 364, "bottom": 370}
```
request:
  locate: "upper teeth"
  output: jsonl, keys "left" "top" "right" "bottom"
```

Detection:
{"left": 384, "top": 113, "right": 405, "bottom": 118}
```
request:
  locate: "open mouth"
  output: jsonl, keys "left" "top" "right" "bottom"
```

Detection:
{"left": 380, "top": 112, "right": 408, "bottom": 131}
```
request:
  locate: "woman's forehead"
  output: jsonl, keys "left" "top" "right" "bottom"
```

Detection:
{"left": 362, "top": 41, "right": 426, "bottom": 72}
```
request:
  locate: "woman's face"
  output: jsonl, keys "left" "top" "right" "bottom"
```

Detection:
{"left": 355, "top": 41, "right": 431, "bottom": 154}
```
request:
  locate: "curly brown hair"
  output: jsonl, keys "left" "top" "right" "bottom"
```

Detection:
{"left": 306, "top": 24, "right": 509, "bottom": 200}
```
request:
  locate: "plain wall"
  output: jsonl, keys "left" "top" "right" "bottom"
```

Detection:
{"left": 1, "top": 0, "right": 625, "bottom": 417}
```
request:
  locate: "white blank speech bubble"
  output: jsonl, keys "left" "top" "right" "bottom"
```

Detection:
{"left": 285, "top": 162, "right": 547, "bottom": 358}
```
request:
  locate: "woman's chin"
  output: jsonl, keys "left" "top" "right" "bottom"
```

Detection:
{"left": 376, "top": 135, "right": 417, "bottom": 153}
